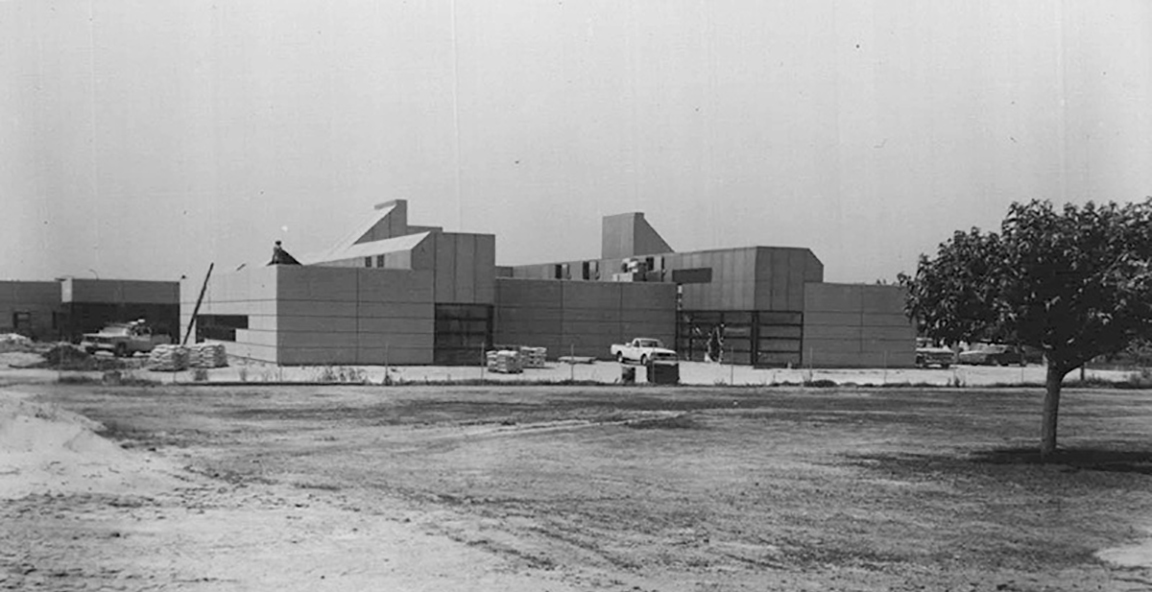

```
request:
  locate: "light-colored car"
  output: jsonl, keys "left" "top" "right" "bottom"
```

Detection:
{"left": 915, "top": 339, "right": 955, "bottom": 369}
{"left": 957, "top": 343, "right": 1025, "bottom": 366}
{"left": 81, "top": 321, "right": 171, "bottom": 357}
{"left": 610, "top": 337, "right": 677, "bottom": 365}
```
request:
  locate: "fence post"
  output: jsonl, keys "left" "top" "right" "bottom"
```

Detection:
{"left": 729, "top": 345, "right": 735, "bottom": 385}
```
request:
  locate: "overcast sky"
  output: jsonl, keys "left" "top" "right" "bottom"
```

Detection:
{"left": 2, "top": 0, "right": 1150, "bottom": 284}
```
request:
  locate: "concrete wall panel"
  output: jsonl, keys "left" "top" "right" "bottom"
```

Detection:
{"left": 563, "top": 281, "right": 621, "bottom": 309}
{"left": 279, "top": 300, "right": 359, "bottom": 318}
{"left": 357, "top": 269, "right": 434, "bottom": 303}
{"left": 802, "top": 312, "right": 862, "bottom": 326}
{"left": 801, "top": 338, "right": 861, "bottom": 354}
{"left": 357, "top": 332, "right": 435, "bottom": 350}
{"left": 277, "top": 316, "right": 359, "bottom": 333}
{"left": 861, "top": 285, "right": 908, "bottom": 313}
{"left": 495, "top": 307, "right": 563, "bottom": 323}
{"left": 562, "top": 308, "right": 623, "bottom": 323}
{"left": 277, "top": 267, "right": 358, "bottom": 302}
{"left": 357, "top": 302, "right": 433, "bottom": 320}
{"left": 802, "top": 325, "right": 863, "bottom": 340}
{"left": 357, "top": 317, "right": 436, "bottom": 335}
{"left": 495, "top": 279, "right": 564, "bottom": 307}
{"left": 433, "top": 233, "right": 456, "bottom": 303}
{"left": 804, "top": 283, "right": 863, "bottom": 313}
{"left": 787, "top": 250, "right": 806, "bottom": 311}
{"left": 279, "top": 331, "right": 358, "bottom": 349}
{"left": 475, "top": 234, "right": 497, "bottom": 304}
{"left": 356, "top": 347, "right": 433, "bottom": 365}
{"left": 862, "top": 313, "right": 914, "bottom": 327}
{"left": 454, "top": 234, "right": 476, "bottom": 303}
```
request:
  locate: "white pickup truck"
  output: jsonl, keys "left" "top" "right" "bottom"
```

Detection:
{"left": 81, "top": 321, "right": 171, "bottom": 357}
{"left": 610, "top": 337, "right": 677, "bottom": 365}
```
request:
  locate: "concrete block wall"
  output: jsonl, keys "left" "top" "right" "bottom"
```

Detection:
{"left": 494, "top": 278, "right": 675, "bottom": 359}
{"left": 801, "top": 283, "right": 915, "bottom": 368}
{"left": 181, "top": 266, "right": 279, "bottom": 362}
{"left": 181, "top": 266, "right": 434, "bottom": 365}
{"left": 63, "top": 279, "right": 179, "bottom": 305}
{"left": 0, "top": 281, "right": 61, "bottom": 339}
{"left": 275, "top": 266, "right": 434, "bottom": 366}
{"left": 427, "top": 232, "right": 496, "bottom": 305}
{"left": 752, "top": 248, "right": 823, "bottom": 312}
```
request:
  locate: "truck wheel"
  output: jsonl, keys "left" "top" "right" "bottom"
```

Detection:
{"left": 616, "top": 352, "right": 625, "bottom": 363}
{"left": 114, "top": 343, "right": 128, "bottom": 358}
{"left": 640, "top": 355, "right": 649, "bottom": 366}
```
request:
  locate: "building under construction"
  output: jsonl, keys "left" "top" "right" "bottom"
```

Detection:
{"left": 181, "top": 200, "right": 914, "bottom": 367}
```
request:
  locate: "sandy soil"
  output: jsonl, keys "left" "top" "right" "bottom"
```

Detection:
{"left": 0, "top": 388, "right": 581, "bottom": 591}
{"left": 5, "top": 379, "right": 1152, "bottom": 591}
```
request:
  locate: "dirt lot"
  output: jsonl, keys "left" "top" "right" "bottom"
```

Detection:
{"left": 4, "top": 381, "right": 1152, "bottom": 591}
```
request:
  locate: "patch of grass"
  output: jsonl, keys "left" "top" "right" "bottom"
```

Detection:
{"left": 57, "top": 374, "right": 100, "bottom": 385}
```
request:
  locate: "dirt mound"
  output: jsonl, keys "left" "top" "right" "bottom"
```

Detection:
{"left": 35, "top": 344, "right": 125, "bottom": 371}
{"left": 0, "top": 394, "right": 179, "bottom": 499}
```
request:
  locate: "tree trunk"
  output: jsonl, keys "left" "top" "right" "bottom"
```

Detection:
{"left": 1040, "top": 363, "right": 1068, "bottom": 459}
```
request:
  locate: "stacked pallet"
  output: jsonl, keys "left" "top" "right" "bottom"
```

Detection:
{"left": 486, "top": 349, "right": 524, "bottom": 374}
{"left": 148, "top": 345, "right": 189, "bottom": 371}
{"left": 189, "top": 343, "right": 228, "bottom": 368}
{"left": 518, "top": 347, "right": 546, "bottom": 369}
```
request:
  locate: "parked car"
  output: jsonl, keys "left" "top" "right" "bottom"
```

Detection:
{"left": 957, "top": 343, "right": 1025, "bottom": 366}
{"left": 81, "top": 320, "right": 171, "bottom": 357}
{"left": 610, "top": 337, "right": 677, "bottom": 365}
{"left": 915, "top": 338, "right": 955, "bottom": 368}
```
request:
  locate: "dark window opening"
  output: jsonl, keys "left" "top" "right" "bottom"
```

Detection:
{"left": 376, "top": 254, "right": 385, "bottom": 268}
{"left": 196, "top": 315, "right": 249, "bottom": 342}
{"left": 364, "top": 257, "right": 372, "bottom": 268}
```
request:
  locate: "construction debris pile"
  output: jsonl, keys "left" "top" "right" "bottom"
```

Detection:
{"left": 147, "top": 345, "right": 189, "bottom": 372}
{"left": 486, "top": 350, "right": 524, "bottom": 374}
{"left": 189, "top": 343, "right": 228, "bottom": 368}
{"left": 0, "top": 334, "right": 32, "bottom": 353}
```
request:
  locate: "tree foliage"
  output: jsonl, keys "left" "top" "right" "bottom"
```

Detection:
{"left": 904, "top": 199, "right": 1152, "bottom": 456}
{"left": 906, "top": 199, "right": 1152, "bottom": 372}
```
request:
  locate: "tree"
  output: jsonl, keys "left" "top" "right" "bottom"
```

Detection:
{"left": 904, "top": 199, "right": 1152, "bottom": 458}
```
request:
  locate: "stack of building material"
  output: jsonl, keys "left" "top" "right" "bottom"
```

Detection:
{"left": 189, "top": 343, "right": 228, "bottom": 368}
{"left": 486, "top": 349, "right": 523, "bottom": 374}
{"left": 147, "top": 345, "right": 189, "bottom": 371}
{"left": 518, "top": 347, "right": 546, "bottom": 368}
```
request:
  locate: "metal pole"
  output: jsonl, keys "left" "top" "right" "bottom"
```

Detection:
{"left": 183, "top": 263, "right": 214, "bottom": 346}
{"left": 729, "top": 345, "right": 734, "bottom": 385}
{"left": 569, "top": 344, "right": 574, "bottom": 382}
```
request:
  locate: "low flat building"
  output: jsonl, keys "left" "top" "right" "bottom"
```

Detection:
{"left": 0, "top": 278, "right": 179, "bottom": 341}
{"left": 182, "top": 201, "right": 913, "bottom": 367}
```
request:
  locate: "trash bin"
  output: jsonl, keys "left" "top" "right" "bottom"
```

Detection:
{"left": 648, "top": 361, "right": 680, "bottom": 385}
{"left": 621, "top": 365, "right": 636, "bottom": 385}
